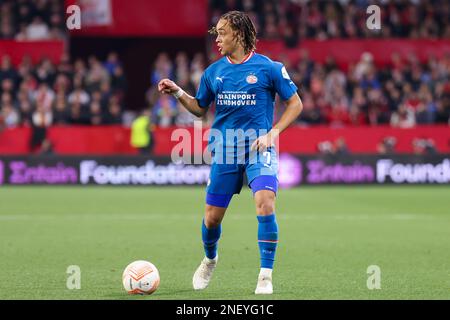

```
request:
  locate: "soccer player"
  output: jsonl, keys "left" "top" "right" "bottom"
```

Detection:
{"left": 158, "top": 11, "right": 303, "bottom": 294}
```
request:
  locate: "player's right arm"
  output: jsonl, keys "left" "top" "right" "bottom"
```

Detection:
{"left": 158, "top": 79, "right": 207, "bottom": 117}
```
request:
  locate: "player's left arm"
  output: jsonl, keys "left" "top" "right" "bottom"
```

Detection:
{"left": 251, "top": 93, "right": 303, "bottom": 152}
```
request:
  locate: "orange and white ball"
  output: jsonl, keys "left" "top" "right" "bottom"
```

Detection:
{"left": 122, "top": 260, "right": 160, "bottom": 295}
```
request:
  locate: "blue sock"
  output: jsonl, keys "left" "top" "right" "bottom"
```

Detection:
{"left": 257, "top": 214, "right": 278, "bottom": 269}
{"left": 202, "top": 219, "right": 221, "bottom": 259}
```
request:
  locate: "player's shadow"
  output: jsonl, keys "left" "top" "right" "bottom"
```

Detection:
{"left": 104, "top": 289, "right": 194, "bottom": 300}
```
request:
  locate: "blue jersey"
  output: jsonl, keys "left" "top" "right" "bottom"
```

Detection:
{"left": 195, "top": 52, "right": 298, "bottom": 153}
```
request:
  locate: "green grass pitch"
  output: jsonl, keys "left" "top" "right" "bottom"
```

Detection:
{"left": 0, "top": 185, "right": 449, "bottom": 300}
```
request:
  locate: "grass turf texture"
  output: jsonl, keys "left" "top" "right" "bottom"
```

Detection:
{"left": 0, "top": 186, "right": 449, "bottom": 300}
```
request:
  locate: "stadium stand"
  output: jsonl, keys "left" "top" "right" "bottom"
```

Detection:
{"left": 0, "top": 0, "right": 449, "bottom": 155}
{"left": 210, "top": 0, "right": 450, "bottom": 40}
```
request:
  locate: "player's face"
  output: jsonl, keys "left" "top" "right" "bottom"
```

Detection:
{"left": 215, "top": 19, "right": 240, "bottom": 56}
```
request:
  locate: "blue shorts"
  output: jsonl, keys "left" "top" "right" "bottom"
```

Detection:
{"left": 206, "top": 148, "right": 278, "bottom": 207}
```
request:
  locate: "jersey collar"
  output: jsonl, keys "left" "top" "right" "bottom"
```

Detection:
{"left": 226, "top": 51, "right": 254, "bottom": 64}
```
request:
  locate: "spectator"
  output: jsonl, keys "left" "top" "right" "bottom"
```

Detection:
{"left": 111, "top": 65, "right": 127, "bottom": 98}
{"left": 16, "top": 90, "right": 33, "bottom": 126}
{"left": 68, "top": 82, "right": 90, "bottom": 107}
{"left": 324, "top": 102, "right": 350, "bottom": 127}
{"left": 30, "top": 101, "right": 52, "bottom": 152}
{"left": 390, "top": 103, "right": 416, "bottom": 128}
{"left": 434, "top": 95, "right": 450, "bottom": 124}
{"left": 104, "top": 52, "right": 121, "bottom": 76}
{"left": 33, "top": 83, "right": 55, "bottom": 111}
{"left": 354, "top": 52, "right": 374, "bottom": 81}
{"left": 35, "top": 58, "right": 56, "bottom": 85}
{"left": 130, "top": 109, "right": 154, "bottom": 154}
{"left": 151, "top": 53, "right": 173, "bottom": 86}
{"left": 53, "top": 94, "right": 69, "bottom": 124}
{"left": 190, "top": 53, "right": 206, "bottom": 88}
{"left": 67, "top": 102, "right": 89, "bottom": 125}
{"left": 15, "top": 23, "right": 28, "bottom": 40}
{"left": 86, "top": 56, "right": 110, "bottom": 92}
{"left": 1, "top": 93, "right": 19, "bottom": 128}
{"left": 0, "top": 55, "right": 18, "bottom": 84}
{"left": 89, "top": 101, "right": 103, "bottom": 125}
{"left": 32, "top": 101, "right": 53, "bottom": 128}
{"left": 154, "top": 95, "right": 177, "bottom": 127}
{"left": 317, "top": 137, "right": 350, "bottom": 156}
{"left": 175, "top": 102, "right": 197, "bottom": 127}
{"left": 39, "top": 138, "right": 54, "bottom": 154}
{"left": 174, "top": 52, "right": 190, "bottom": 85}
{"left": 26, "top": 16, "right": 50, "bottom": 40}
{"left": 99, "top": 80, "right": 112, "bottom": 109}
{"left": 1, "top": 78, "right": 15, "bottom": 95}
{"left": 317, "top": 140, "right": 335, "bottom": 155}
{"left": 377, "top": 136, "right": 397, "bottom": 154}
{"left": 104, "top": 95, "right": 122, "bottom": 124}
{"left": 48, "top": 13, "right": 66, "bottom": 40}
{"left": 413, "top": 138, "right": 438, "bottom": 155}
{"left": 297, "top": 93, "right": 321, "bottom": 125}
{"left": 334, "top": 137, "right": 350, "bottom": 155}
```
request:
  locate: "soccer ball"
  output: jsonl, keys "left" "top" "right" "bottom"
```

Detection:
{"left": 122, "top": 260, "right": 160, "bottom": 295}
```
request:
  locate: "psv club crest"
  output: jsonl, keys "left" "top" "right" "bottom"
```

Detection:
{"left": 246, "top": 74, "right": 258, "bottom": 84}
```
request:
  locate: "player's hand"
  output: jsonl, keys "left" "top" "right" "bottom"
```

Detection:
{"left": 251, "top": 132, "right": 276, "bottom": 152}
{"left": 158, "top": 79, "right": 180, "bottom": 95}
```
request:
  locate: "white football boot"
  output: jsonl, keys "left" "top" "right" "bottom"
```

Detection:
{"left": 255, "top": 268, "right": 273, "bottom": 294}
{"left": 192, "top": 255, "right": 218, "bottom": 290}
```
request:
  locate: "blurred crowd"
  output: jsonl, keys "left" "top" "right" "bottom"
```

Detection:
{"left": 1, "top": 0, "right": 449, "bottom": 136}
{"left": 317, "top": 136, "right": 438, "bottom": 156}
{"left": 210, "top": 0, "right": 450, "bottom": 45}
{"left": 288, "top": 50, "right": 450, "bottom": 127}
{"left": 145, "top": 52, "right": 208, "bottom": 128}
{"left": 143, "top": 50, "right": 450, "bottom": 129}
{"left": 0, "top": 52, "right": 127, "bottom": 145}
{"left": 0, "top": 0, "right": 66, "bottom": 40}
{"left": 3, "top": 51, "right": 448, "bottom": 133}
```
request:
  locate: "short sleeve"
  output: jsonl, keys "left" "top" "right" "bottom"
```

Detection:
{"left": 195, "top": 71, "right": 215, "bottom": 108}
{"left": 271, "top": 62, "right": 298, "bottom": 101}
